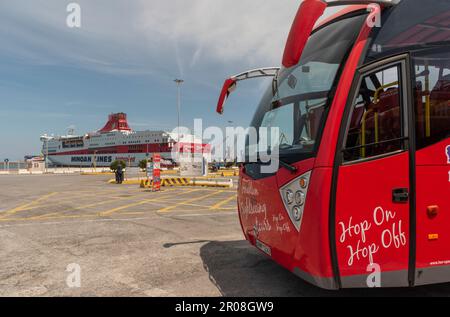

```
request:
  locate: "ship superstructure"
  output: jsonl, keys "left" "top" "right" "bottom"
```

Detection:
{"left": 41, "top": 113, "right": 209, "bottom": 167}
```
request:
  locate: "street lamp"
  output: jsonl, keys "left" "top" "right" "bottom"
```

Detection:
{"left": 45, "top": 138, "right": 48, "bottom": 173}
{"left": 93, "top": 150, "right": 98, "bottom": 172}
{"left": 174, "top": 79, "right": 184, "bottom": 164}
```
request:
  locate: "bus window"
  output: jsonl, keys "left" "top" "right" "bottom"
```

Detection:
{"left": 260, "top": 103, "right": 295, "bottom": 149}
{"left": 343, "top": 65, "right": 404, "bottom": 162}
{"left": 366, "top": 0, "right": 450, "bottom": 62}
{"left": 413, "top": 49, "right": 450, "bottom": 149}
{"left": 247, "top": 14, "right": 367, "bottom": 163}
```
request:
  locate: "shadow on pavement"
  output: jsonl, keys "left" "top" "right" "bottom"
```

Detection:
{"left": 200, "top": 240, "right": 450, "bottom": 297}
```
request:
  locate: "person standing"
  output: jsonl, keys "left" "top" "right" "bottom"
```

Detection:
{"left": 116, "top": 164, "right": 124, "bottom": 184}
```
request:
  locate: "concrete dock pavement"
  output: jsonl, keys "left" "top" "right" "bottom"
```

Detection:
{"left": 0, "top": 174, "right": 450, "bottom": 296}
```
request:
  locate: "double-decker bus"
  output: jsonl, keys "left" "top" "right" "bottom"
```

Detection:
{"left": 216, "top": 0, "right": 450, "bottom": 289}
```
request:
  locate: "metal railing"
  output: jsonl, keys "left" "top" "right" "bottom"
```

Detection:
{"left": 0, "top": 161, "right": 26, "bottom": 171}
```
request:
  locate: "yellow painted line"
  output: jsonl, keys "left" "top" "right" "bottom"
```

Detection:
{"left": 0, "top": 213, "right": 96, "bottom": 223}
{"left": 176, "top": 203, "right": 210, "bottom": 208}
{"left": 16, "top": 190, "right": 143, "bottom": 212}
{"left": 18, "top": 195, "right": 121, "bottom": 212}
{"left": 23, "top": 193, "right": 156, "bottom": 219}
{"left": 120, "top": 212, "right": 146, "bottom": 216}
{"left": 0, "top": 192, "right": 58, "bottom": 219}
{"left": 100, "top": 188, "right": 202, "bottom": 216}
{"left": 209, "top": 194, "right": 237, "bottom": 210}
{"left": 20, "top": 187, "right": 184, "bottom": 220}
{"left": 158, "top": 190, "right": 224, "bottom": 213}
{"left": 166, "top": 208, "right": 218, "bottom": 213}
{"left": 60, "top": 189, "right": 123, "bottom": 195}
{"left": 26, "top": 212, "right": 61, "bottom": 220}
{"left": 0, "top": 204, "right": 236, "bottom": 223}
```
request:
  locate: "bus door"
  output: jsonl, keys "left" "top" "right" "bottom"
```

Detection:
{"left": 334, "top": 56, "right": 412, "bottom": 288}
{"left": 412, "top": 48, "right": 450, "bottom": 286}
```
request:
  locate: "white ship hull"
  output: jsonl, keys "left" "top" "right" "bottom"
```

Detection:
{"left": 41, "top": 113, "right": 210, "bottom": 168}
{"left": 48, "top": 153, "right": 174, "bottom": 168}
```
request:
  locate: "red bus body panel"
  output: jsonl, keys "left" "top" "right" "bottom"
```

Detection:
{"left": 415, "top": 139, "right": 450, "bottom": 285}
{"left": 335, "top": 152, "right": 410, "bottom": 287}
{"left": 292, "top": 167, "right": 335, "bottom": 283}
{"left": 239, "top": 159, "right": 315, "bottom": 271}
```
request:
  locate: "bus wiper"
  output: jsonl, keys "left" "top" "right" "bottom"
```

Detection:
{"left": 243, "top": 155, "right": 297, "bottom": 173}
{"left": 279, "top": 158, "right": 297, "bottom": 173}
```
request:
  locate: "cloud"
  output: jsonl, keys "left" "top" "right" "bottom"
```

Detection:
{"left": 136, "top": 0, "right": 300, "bottom": 66}
{"left": 0, "top": 0, "right": 302, "bottom": 76}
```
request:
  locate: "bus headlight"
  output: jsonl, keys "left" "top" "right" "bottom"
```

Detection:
{"left": 286, "top": 190, "right": 294, "bottom": 205}
{"left": 292, "top": 206, "right": 303, "bottom": 222}
{"left": 280, "top": 171, "right": 312, "bottom": 231}
{"left": 295, "top": 191, "right": 305, "bottom": 206}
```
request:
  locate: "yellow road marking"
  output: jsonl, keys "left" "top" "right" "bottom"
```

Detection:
{"left": 0, "top": 185, "right": 236, "bottom": 222}
{"left": 99, "top": 188, "right": 202, "bottom": 216}
{"left": 158, "top": 190, "right": 225, "bottom": 213}
{"left": 9, "top": 190, "right": 152, "bottom": 214}
{"left": 51, "top": 193, "right": 154, "bottom": 212}
{"left": 0, "top": 192, "right": 58, "bottom": 219}
{"left": 120, "top": 212, "right": 145, "bottom": 216}
{"left": 25, "top": 192, "right": 186, "bottom": 220}
{"left": 26, "top": 212, "right": 61, "bottom": 220}
{"left": 209, "top": 194, "right": 237, "bottom": 210}
{"left": 14, "top": 189, "right": 130, "bottom": 212}
{"left": 0, "top": 214, "right": 97, "bottom": 223}
{"left": 18, "top": 195, "right": 123, "bottom": 212}
{"left": 176, "top": 203, "right": 210, "bottom": 208}
{"left": 33, "top": 189, "right": 178, "bottom": 219}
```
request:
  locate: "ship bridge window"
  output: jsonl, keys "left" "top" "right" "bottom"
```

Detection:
{"left": 62, "top": 139, "right": 84, "bottom": 149}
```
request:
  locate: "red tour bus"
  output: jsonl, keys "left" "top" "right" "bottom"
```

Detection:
{"left": 216, "top": 0, "right": 450, "bottom": 289}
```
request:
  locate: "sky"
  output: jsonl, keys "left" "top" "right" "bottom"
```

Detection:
{"left": 0, "top": 0, "right": 332, "bottom": 160}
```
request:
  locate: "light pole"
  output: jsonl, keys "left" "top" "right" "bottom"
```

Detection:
{"left": 93, "top": 150, "right": 98, "bottom": 172}
{"left": 45, "top": 138, "right": 48, "bottom": 173}
{"left": 4, "top": 159, "right": 9, "bottom": 174}
{"left": 174, "top": 79, "right": 184, "bottom": 165}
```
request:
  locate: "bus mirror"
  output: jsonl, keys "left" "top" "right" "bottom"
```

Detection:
{"left": 282, "top": 0, "right": 327, "bottom": 68}
{"left": 217, "top": 78, "right": 237, "bottom": 114}
{"left": 216, "top": 67, "right": 280, "bottom": 115}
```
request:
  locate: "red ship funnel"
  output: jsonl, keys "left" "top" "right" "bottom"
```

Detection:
{"left": 99, "top": 113, "right": 132, "bottom": 133}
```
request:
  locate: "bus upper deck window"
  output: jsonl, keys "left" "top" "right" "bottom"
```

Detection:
{"left": 343, "top": 64, "right": 405, "bottom": 162}
{"left": 413, "top": 49, "right": 450, "bottom": 150}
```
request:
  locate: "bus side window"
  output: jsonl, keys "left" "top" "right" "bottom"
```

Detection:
{"left": 343, "top": 65, "right": 404, "bottom": 162}
{"left": 413, "top": 50, "right": 450, "bottom": 149}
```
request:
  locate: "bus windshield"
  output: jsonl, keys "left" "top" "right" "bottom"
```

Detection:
{"left": 248, "top": 13, "right": 367, "bottom": 161}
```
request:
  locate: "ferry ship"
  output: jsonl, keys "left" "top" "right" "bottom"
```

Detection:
{"left": 40, "top": 113, "right": 209, "bottom": 167}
